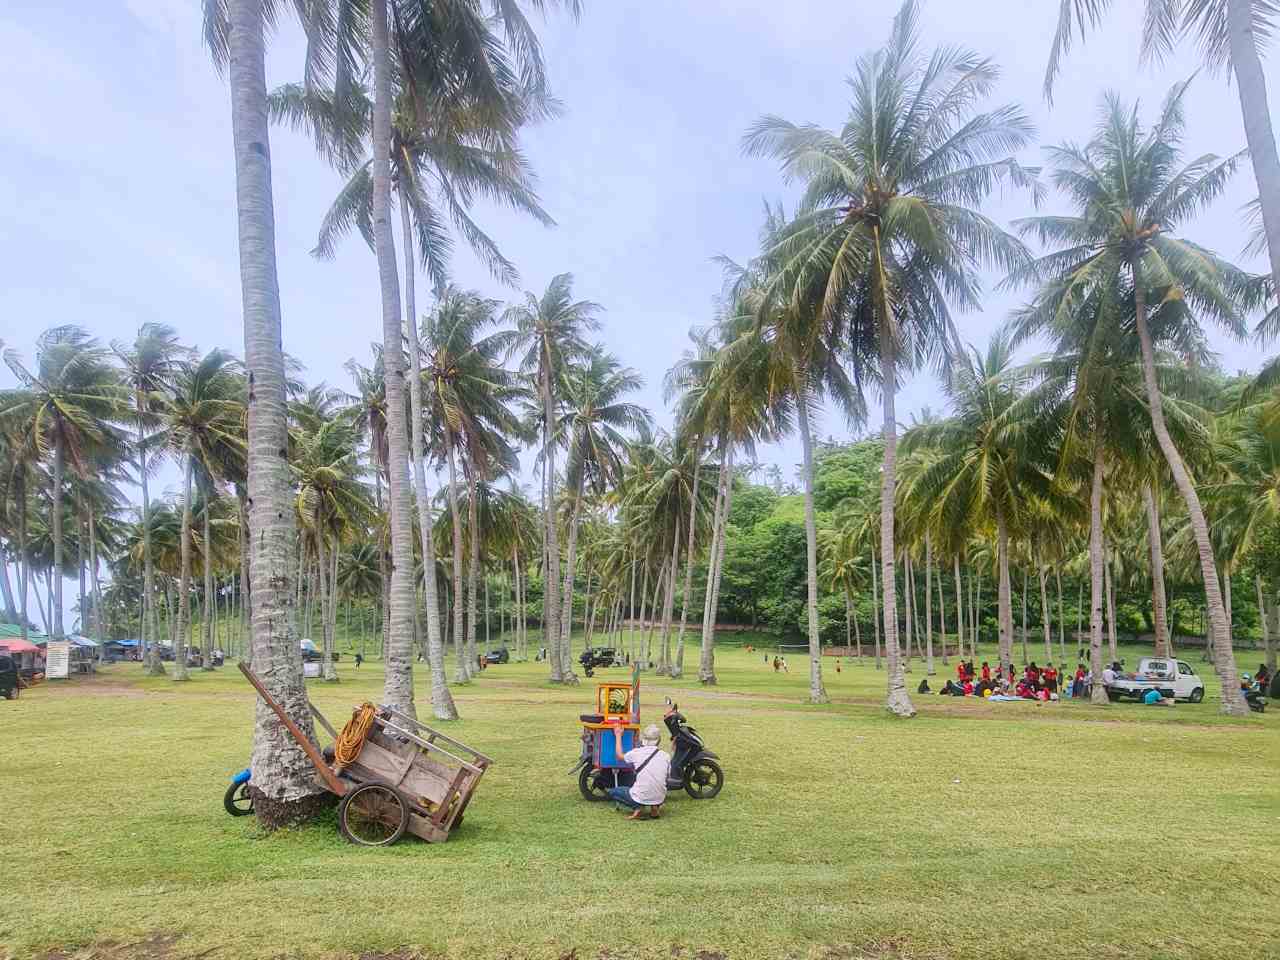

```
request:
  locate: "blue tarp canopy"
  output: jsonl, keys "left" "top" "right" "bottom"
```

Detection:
{"left": 107, "top": 639, "right": 140, "bottom": 648}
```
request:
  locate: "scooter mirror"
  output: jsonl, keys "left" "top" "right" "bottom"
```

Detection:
{"left": 665, "top": 696, "right": 672, "bottom": 705}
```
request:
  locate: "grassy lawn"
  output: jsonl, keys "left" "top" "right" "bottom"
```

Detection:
{"left": 1, "top": 640, "right": 1277, "bottom": 960}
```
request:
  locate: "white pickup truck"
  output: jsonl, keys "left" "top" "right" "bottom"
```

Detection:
{"left": 1106, "top": 657, "right": 1205, "bottom": 703}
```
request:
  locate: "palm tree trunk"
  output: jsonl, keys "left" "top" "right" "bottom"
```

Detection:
{"left": 1134, "top": 283, "right": 1245, "bottom": 712}
{"left": 1039, "top": 565, "right": 1052, "bottom": 666}
{"left": 1104, "top": 548, "right": 1117, "bottom": 663}
{"left": 995, "top": 509, "right": 1011, "bottom": 673}
{"left": 705, "top": 446, "right": 735, "bottom": 666}
{"left": 1267, "top": 589, "right": 1278, "bottom": 675}
{"left": 872, "top": 546, "right": 881, "bottom": 669}
{"left": 559, "top": 476, "right": 584, "bottom": 648}
{"left": 657, "top": 524, "right": 679, "bottom": 675}
{"left": 627, "top": 548, "right": 637, "bottom": 665}
{"left": 1056, "top": 567, "right": 1066, "bottom": 667}
{"left": 203, "top": 501, "right": 216, "bottom": 670}
{"left": 1020, "top": 567, "right": 1029, "bottom": 666}
{"left": 878, "top": 309, "right": 914, "bottom": 718}
{"left": 1089, "top": 440, "right": 1108, "bottom": 705}
{"left": 938, "top": 556, "right": 947, "bottom": 663}
{"left": 238, "top": 493, "right": 250, "bottom": 668}
{"left": 924, "top": 533, "right": 934, "bottom": 674}
{"left": 137, "top": 406, "right": 164, "bottom": 673}
{"left": 444, "top": 428, "right": 469, "bottom": 683}
{"left": 844, "top": 585, "right": 853, "bottom": 654}
{"left": 902, "top": 552, "right": 914, "bottom": 670}
{"left": 973, "top": 568, "right": 983, "bottom": 662}
{"left": 51, "top": 432, "right": 64, "bottom": 638}
{"left": 674, "top": 444, "right": 701, "bottom": 676}
{"left": 465, "top": 463, "right": 481, "bottom": 677}
{"left": 400, "top": 203, "right": 456, "bottom": 718}
{"left": 698, "top": 440, "right": 728, "bottom": 683}
{"left": 370, "top": 0, "right": 417, "bottom": 718}
{"left": 1140, "top": 482, "right": 1170, "bottom": 656}
{"left": 174, "top": 456, "right": 194, "bottom": 682}
{"left": 646, "top": 564, "right": 665, "bottom": 666}
{"left": 540, "top": 360, "right": 566, "bottom": 684}
{"left": 953, "top": 556, "right": 963, "bottom": 665}
{"left": 89, "top": 507, "right": 104, "bottom": 663}
{"left": 17, "top": 473, "right": 29, "bottom": 646}
{"left": 636, "top": 561, "right": 651, "bottom": 667}
{"left": 1228, "top": 0, "right": 1280, "bottom": 292}
{"left": 794, "top": 387, "right": 829, "bottom": 704}
{"left": 316, "top": 536, "right": 337, "bottom": 681}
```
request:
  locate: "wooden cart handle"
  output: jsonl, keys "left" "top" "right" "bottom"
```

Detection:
{"left": 238, "top": 662, "right": 345, "bottom": 796}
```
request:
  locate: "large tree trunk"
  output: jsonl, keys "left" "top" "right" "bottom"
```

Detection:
{"left": 559, "top": 476, "right": 584, "bottom": 648}
{"left": 371, "top": 0, "right": 417, "bottom": 717}
{"left": 318, "top": 537, "right": 337, "bottom": 681}
{"left": 238, "top": 492, "right": 250, "bottom": 667}
{"left": 401, "top": 199, "right": 456, "bottom": 719}
{"left": 656, "top": 524, "right": 679, "bottom": 675}
{"left": 465, "top": 463, "right": 481, "bottom": 677}
{"left": 174, "top": 456, "right": 194, "bottom": 682}
{"left": 925, "top": 533, "right": 934, "bottom": 674}
{"left": 795, "top": 387, "right": 829, "bottom": 704}
{"left": 444, "top": 428, "right": 469, "bottom": 683}
{"left": 1267, "top": 589, "right": 1278, "bottom": 675}
{"left": 1056, "top": 567, "right": 1066, "bottom": 667}
{"left": 872, "top": 546, "right": 881, "bottom": 669}
{"left": 674, "top": 443, "right": 701, "bottom": 678}
{"left": 1142, "top": 482, "right": 1170, "bottom": 656}
{"left": 1039, "top": 565, "right": 1052, "bottom": 666}
{"left": 995, "top": 508, "right": 1012, "bottom": 673}
{"left": 1229, "top": 0, "right": 1280, "bottom": 291}
{"left": 51, "top": 432, "right": 64, "bottom": 638}
{"left": 540, "top": 362, "right": 567, "bottom": 683}
{"left": 1105, "top": 546, "right": 1118, "bottom": 663}
{"left": 89, "top": 508, "right": 104, "bottom": 663}
{"left": 1020, "top": 567, "right": 1029, "bottom": 666}
{"left": 953, "top": 555, "right": 963, "bottom": 666}
{"left": 17, "top": 476, "right": 29, "bottom": 646}
{"left": 902, "top": 552, "right": 914, "bottom": 669}
{"left": 698, "top": 441, "right": 728, "bottom": 683}
{"left": 878, "top": 312, "right": 914, "bottom": 717}
{"left": 705, "top": 446, "right": 734, "bottom": 667}
{"left": 138, "top": 404, "right": 164, "bottom": 673}
{"left": 1089, "top": 440, "right": 1108, "bottom": 705}
{"left": 938, "top": 555, "right": 947, "bottom": 663}
{"left": 636, "top": 561, "right": 651, "bottom": 668}
{"left": 1134, "top": 284, "right": 1245, "bottom": 713}
{"left": 203, "top": 500, "right": 216, "bottom": 670}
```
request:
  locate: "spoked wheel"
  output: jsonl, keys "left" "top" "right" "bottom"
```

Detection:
{"left": 578, "top": 766, "right": 611, "bottom": 802}
{"left": 683, "top": 759, "right": 724, "bottom": 799}
{"left": 223, "top": 780, "right": 254, "bottom": 816}
{"left": 338, "top": 782, "right": 409, "bottom": 846}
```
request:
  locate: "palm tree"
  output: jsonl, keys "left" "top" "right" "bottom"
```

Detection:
{"left": 505, "top": 273, "right": 601, "bottom": 683}
{"left": 1, "top": 327, "right": 126, "bottom": 641}
{"left": 152, "top": 350, "right": 246, "bottom": 681}
{"left": 743, "top": 0, "right": 1037, "bottom": 716}
{"left": 1010, "top": 84, "right": 1266, "bottom": 715}
{"left": 112, "top": 323, "right": 188, "bottom": 673}
{"left": 1043, "top": 0, "right": 1280, "bottom": 295}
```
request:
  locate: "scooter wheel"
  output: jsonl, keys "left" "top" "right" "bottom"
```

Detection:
{"left": 224, "top": 780, "right": 254, "bottom": 816}
{"left": 683, "top": 759, "right": 724, "bottom": 799}
{"left": 578, "top": 766, "right": 610, "bottom": 801}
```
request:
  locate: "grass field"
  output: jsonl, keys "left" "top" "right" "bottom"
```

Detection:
{"left": 2, "top": 638, "right": 1277, "bottom": 960}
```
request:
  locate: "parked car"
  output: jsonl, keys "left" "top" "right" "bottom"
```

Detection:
{"left": 0, "top": 653, "right": 19, "bottom": 700}
{"left": 157, "top": 645, "right": 175, "bottom": 662}
{"left": 299, "top": 640, "right": 339, "bottom": 662}
{"left": 579, "top": 647, "right": 620, "bottom": 672}
{"left": 1106, "top": 657, "right": 1205, "bottom": 703}
{"left": 483, "top": 647, "right": 510, "bottom": 664}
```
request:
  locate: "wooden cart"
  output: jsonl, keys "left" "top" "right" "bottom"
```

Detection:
{"left": 240, "top": 663, "right": 492, "bottom": 846}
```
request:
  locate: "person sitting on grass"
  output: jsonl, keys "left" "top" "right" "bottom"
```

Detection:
{"left": 608, "top": 723, "right": 671, "bottom": 820}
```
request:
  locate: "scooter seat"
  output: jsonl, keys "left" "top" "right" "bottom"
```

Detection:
{"left": 579, "top": 713, "right": 604, "bottom": 723}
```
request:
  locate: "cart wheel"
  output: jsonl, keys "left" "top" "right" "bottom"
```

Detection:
{"left": 578, "top": 766, "right": 610, "bottom": 802}
{"left": 683, "top": 759, "right": 724, "bottom": 800}
{"left": 223, "top": 780, "right": 254, "bottom": 816}
{"left": 338, "top": 782, "right": 410, "bottom": 846}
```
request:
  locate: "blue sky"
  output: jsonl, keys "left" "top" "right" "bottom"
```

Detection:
{"left": 1, "top": 0, "right": 1277, "bottom": 624}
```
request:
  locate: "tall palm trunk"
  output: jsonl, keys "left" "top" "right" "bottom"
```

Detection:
{"left": 174, "top": 456, "right": 194, "bottom": 682}
{"left": 953, "top": 555, "right": 963, "bottom": 665}
{"left": 995, "top": 508, "right": 1012, "bottom": 673}
{"left": 1266, "top": 589, "right": 1278, "bottom": 675}
{"left": 465, "top": 463, "right": 481, "bottom": 677}
{"left": 1229, "top": 0, "right": 1280, "bottom": 292}
{"left": 317, "top": 536, "right": 337, "bottom": 681}
{"left": 401, "top": 201, "right": 456, "bottom": 720}
{"left": 89, "top": 507, "right": 104, "bottom": 662}
{"left": 203, "top": 502, "right": 216, "bottom": 670}
{"left": 937, "top": 557, "right": 947, "bottom": 664}
{"left": 872, "top": 546, "right": 881, "bottom": 669}
{"left": 1056, "top": 567, "right": 1066, "bottom": 666}
{"left": 51, "top": 432, "right": 64, "bottom": 638}
{"left": 699, "top": 441, "right": 731, "bottom": 683}
{"left": 444, "top": 428, "right": 469, "bottom": 683}
{"left": 1089, "top": 440, "right": 1108, "bottom": 705}
{"left": 1105, "top": 546, "right": 1117, "bottom": 662}
{"left": 137, "top": 399, "right": 164, "bottom": 673}
{"left": 540, "top": 362, "right": 567, "bottom": 683}
{"left": 17, "top": 473, "right": 29, "bottom": 646}
{"left": 674, "top": 444, "right": 701, "bottom": 677}
{"left": 559, "top": 475, "right": 584, "bottom": 647}
{"left": 902, "top": 552, "right": 914, "bottom": 669}
{"left": 1020, "top": 568, "right": 1029, "bottom": 665}
{"left": 1134, "top": 284, "right": 1245, "bottom": 712}
{"left": 657, "top": 524, "right": 679, "bottom": 675}
{"left": 1141, "top": 482, "right": 1170, "bottom": 656}
{"left": 370, "top": 0, "right": 417, "bottom": 717}
{"left": 1038, "top": 565, "right": 1052, "bottom": 665}
{"left": 924, "top": 533, "right": 934, "bottom": 674}
{"left": 704, "top": 447, "right": 735, "bottom": 667}
{"left": 238, "top": 492, "right": 250, "bottom": 668}
{"left": 878, "top": 310, "right": 913, "bottom": 717}
{"left": 795, "top": 387, "right": 828, "bottom": 704}
{"left": 636, "top": 561, "right": 651, "bottom": 667}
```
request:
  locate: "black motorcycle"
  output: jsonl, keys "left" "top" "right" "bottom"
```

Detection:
{"left": 575, "top": 700, "right": 724, "bottom": 801}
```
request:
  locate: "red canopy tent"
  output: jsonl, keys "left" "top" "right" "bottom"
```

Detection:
{"left": 0, "top": 638, "right": 41, "bottom": 655}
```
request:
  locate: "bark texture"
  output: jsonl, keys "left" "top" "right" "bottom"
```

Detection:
{"left": 795, "top": 389, "right": 828, "bottom": 704}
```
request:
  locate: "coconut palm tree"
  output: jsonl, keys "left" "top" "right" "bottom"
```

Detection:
{"left": 743, "top": 0, "right": 1037, "bottom": 716}
{"left": 1, "top": 327, "right": 126, "bottom": 641}
{"left": 1043, "top": 0, "right": 1280, "bottom": 295}
{"left": 1009, "top": 84, "right": 1267, "bottom": 715}
{"left": 504, "top": 273, "right": 601, "bottom": 683}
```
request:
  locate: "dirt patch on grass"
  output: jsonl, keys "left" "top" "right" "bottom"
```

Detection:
{"left": 39, "top": 933, "right": 185, "bottom": 960}
{"left": 32, "top": 677, "right": 149, "bottom": 699}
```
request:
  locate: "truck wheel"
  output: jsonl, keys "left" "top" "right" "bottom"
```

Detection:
{"left": 1188, "top": 687, "right": 1204, "bottom": 703}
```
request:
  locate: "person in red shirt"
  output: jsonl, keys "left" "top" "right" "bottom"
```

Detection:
{"left": 957, "top": 662, "right": 966, "bottom": 682}
{"left": 981, "top": 661, "right": 991, "bottom": 683}
{"left": 962, "top": 679, "right": 974, "bottom": 696}
{"left": 1044, "top": 664, "right": 1058, "bottom": 694}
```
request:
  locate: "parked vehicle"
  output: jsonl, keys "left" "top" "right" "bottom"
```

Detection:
{"left": 157, "top": 645, "right": 175, "bottom": 662}
{"left": 483, "top": 647, "right": 510, "bottom": 664}
{"left": 1106, "top": 657, "right": 1205, "bottom": 703}
{"left": 579, "top": 647, "right": 620, "bottom": 676}
{"left": 0, "top": 653, "right": 19, "bottom": 700}
{"left": 300, "top": 640, "right": 338, "bottom": 662}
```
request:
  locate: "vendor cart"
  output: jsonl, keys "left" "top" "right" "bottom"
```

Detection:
{"left": 239, "top": 663, "right": 492, "bottom": 846}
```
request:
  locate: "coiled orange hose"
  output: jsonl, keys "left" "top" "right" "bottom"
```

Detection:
{"left": 334, "top": 702, "right": 377, "bottom": 766}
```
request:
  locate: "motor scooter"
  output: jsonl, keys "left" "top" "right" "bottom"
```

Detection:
{"left": 574, "top": 698, "right": 724, "bottom": 801}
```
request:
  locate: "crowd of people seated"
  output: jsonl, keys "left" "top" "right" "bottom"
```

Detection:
{"left": 923, "top": 660, "right": 1067, "bottom": 701}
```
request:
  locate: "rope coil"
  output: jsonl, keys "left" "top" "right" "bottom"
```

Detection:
{"left": 334, "top": 702, "right": 377, "bottom": 766}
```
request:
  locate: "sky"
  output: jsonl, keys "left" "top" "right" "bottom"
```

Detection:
{"left": 1, "top": 0, "right": 1277, "bottom": 626}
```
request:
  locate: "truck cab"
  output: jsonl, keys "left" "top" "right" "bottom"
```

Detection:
{"left": 1108, "top": 657, "right": 1205, "bottom": 703}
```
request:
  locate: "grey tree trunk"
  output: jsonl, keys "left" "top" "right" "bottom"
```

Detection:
{"left": 656, "top": 523, "right": 679, "bottom": 675}
{"left": 973, "top": 568, "right": 983, "bottom": 662}
{"left": 203, "top": 501, "right": 216, "bottom": 670}
{"left": 1089, "top": 442, "right": 1108, "bottom": 705}
{"left": 924, "top": 532, "right": 934, "bottom": 674}
{"left": 444, "top": 429, "right": 469, "bottom": 683}
{"left": 1229, "top": 0, "right": 1280, "bottom": 292}
{"left": 996, "top": 509, "right": 1012, "bottom": 673}
{"left": 627, "top": 549, "right": 637, "bottom": 665}
{"left": 1056, "top": 567, "right": 1065, "bottom": 666}
{"left": 138, "top": 399, "right": 165, "bottom": 674}
{"left": 704, "top": 446, "right": 735, "bottom": 668}
{"left": 51, "top": 432, "right": 64, "bottom": 638}
{"left": 540, "top": 361, "right": 568, "bottom": 683}
{"left": 1039, "top": 565, "right": 1052, "bottom": 665}
{"left": 938, "top": 554, "right": 947, "bottom": 663}
{"left": 89, "top": 508, "right": 104, "bottom": 662}
{"left": 401, "top": 197, "right": 456, "bottom": 719}
{"left": 902, "top": 552, "right": 914, "bottom": 669}
{"left": 1267, "top": 589, "right": 1278, "bottom": 675}
{"left": 370, "top": 0, "right": 417, "bottom": 718}
{"left": 794, "top": 388, "right": 828, "bottom": 704}
{"left": 1021, "top": 567, "right": 1029, "bottom": 666}
{"left": 1141, "top": 482, "right": 1170, "bottom": 656}
{"left": 953, "top": 555, "right": 963, "bottom": 666}
{"left": 465, "top": 463, "right": 481, "bottom": 677}
{"left": 878, "top": 315, "right": 914, "bottom": 717}
{"left": 674, "top": 443, "right": 701, "bottom": 678}
{"left": 17, "top": 477, "right": 28, "bottom": 646}
{"left": 174, "top": 456, "right": 194, "bottom": 682}
{"left": 1105, "top": 548, "right": 1117, "bottom": 663}
{"left": 1134, "top": 283, "right": 1245, "bottom": 713}
{"left": 238, "top": 493, "right": 250, "bottom": 667}
{"left": 872, "top": 546, "right": 881, "bottom": 669}
{"left": 636, "top": 560, "right": 651, "bottom": 668}
{"left": 698, "top": 441, "right": 729, "bottom": 683}
{"left": 559, "top": 478, "right": 584, "bottom": 648}
{"left": 317, "top": 536, "right": 337, "bottom": 681}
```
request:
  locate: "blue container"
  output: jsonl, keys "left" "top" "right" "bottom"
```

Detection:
{"left": 598, "top": 727, "right": 636, "bottom": 767}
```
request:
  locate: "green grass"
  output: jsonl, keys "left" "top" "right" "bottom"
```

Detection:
{"left": 2, "top": 640, "right": 1277, "bottom": 960}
